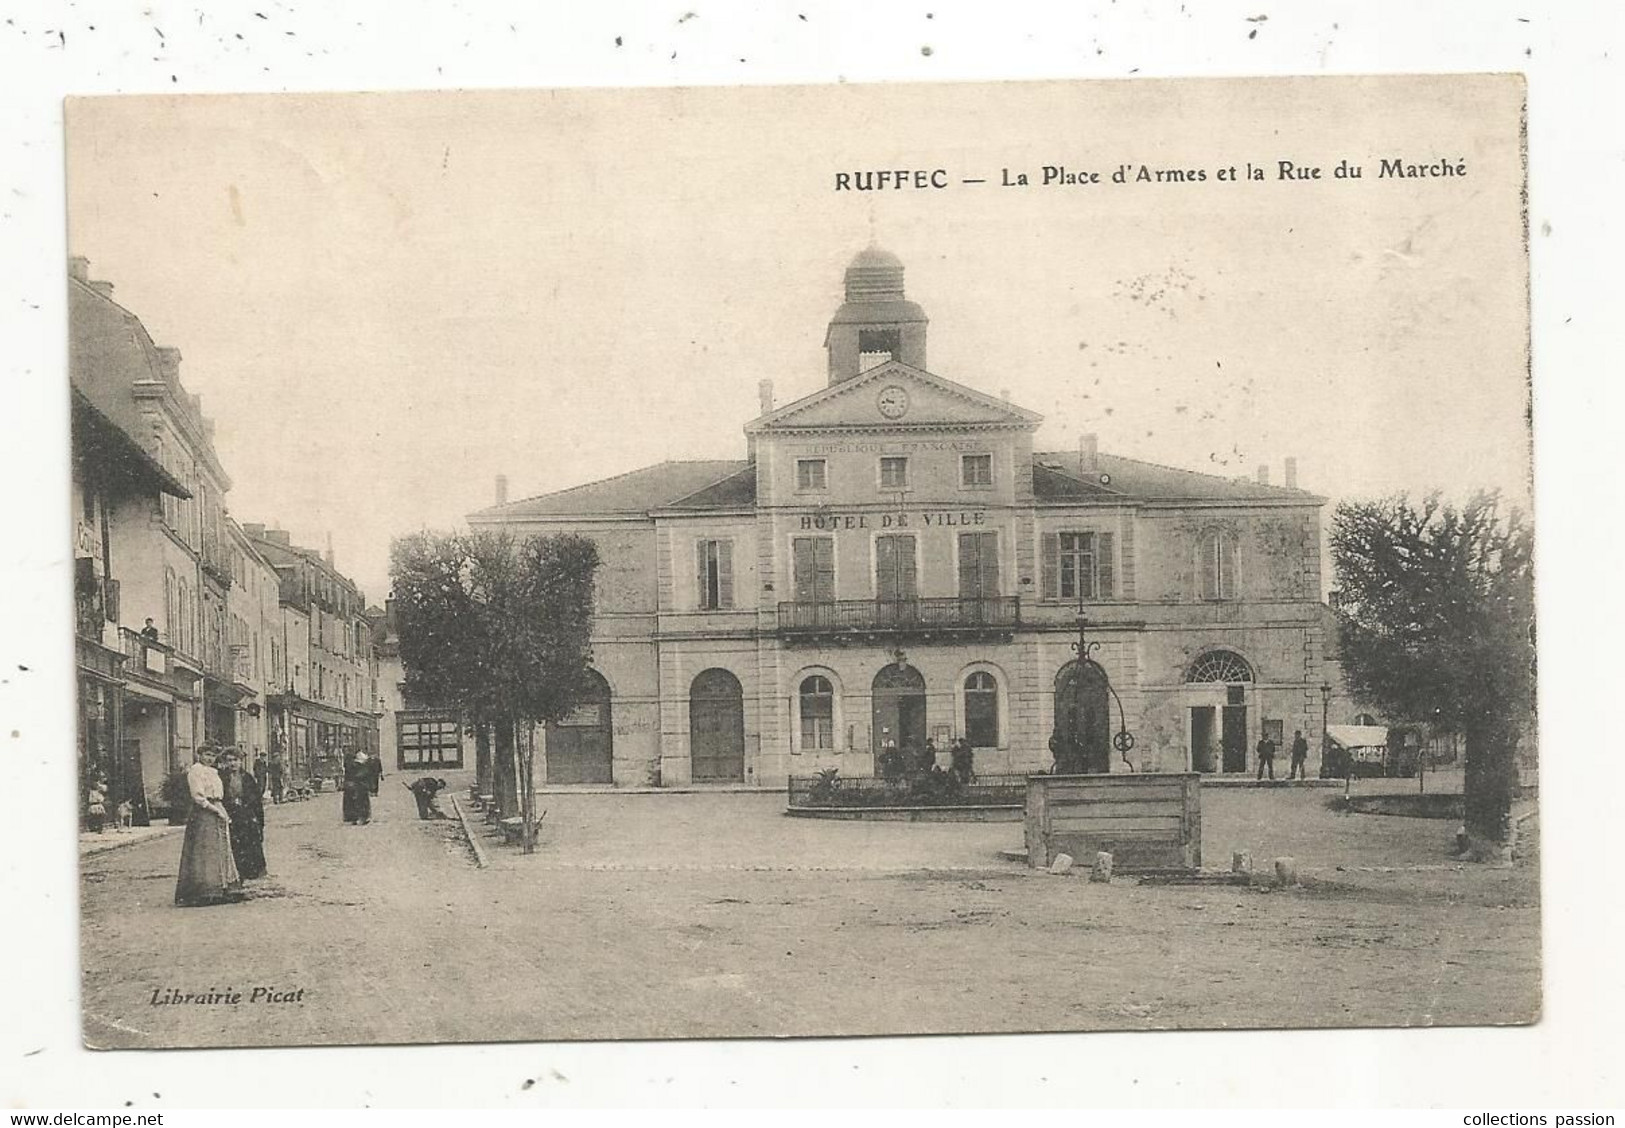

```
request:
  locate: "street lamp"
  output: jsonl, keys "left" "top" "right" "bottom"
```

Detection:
{"left": 1313, "top": 685, "right": 1339, "bottom": 799}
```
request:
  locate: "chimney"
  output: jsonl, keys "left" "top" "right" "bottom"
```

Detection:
{"left": 495, "top": 474, "right": 509, "bottom": 506}
{"left": 157, "top": 348, "right": 182, "bottom": 382}
{"left": 266, "top": 529, "right": 291, "bottom": 546}
{"left": 758, "top": 379, "right": 775, "bottom": 415}
{"left": 88, "top": 280, "right": 115, "bottom": 298}
{"left": 243, "top": 523, "right": 265, "bottom": 538}
{"left": 325, "top": 532, "right": 336, "bottom": 567}
{"left": 1079, "top": 433, "right": 1099, "bottom": 474}
{"left": 1284, "top": 457, "right": 1298, "bottom": 489}
{"left": 1257, "top": 465, "right": 1271, "bottom": 485}
{"left": 69, "top": 256, "right": 90, "bottom": 282}
{"left": 1000, "top": 388, "right": 1011, "bottom": 403}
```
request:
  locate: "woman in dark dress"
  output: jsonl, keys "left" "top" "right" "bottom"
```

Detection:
{"left": 342, "top": 750, "right": 372, "bottom": 825}
{"left": 217, "top": 748, "right": 267, "bottom": 879}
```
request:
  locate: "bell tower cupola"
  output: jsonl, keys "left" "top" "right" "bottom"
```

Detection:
{"left": 824, "top": 245, "right": 928, "bottom": 385}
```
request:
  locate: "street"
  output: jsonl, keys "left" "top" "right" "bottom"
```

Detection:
{"left": 80, "top": 779, "right": 1539, "bottom": 1048}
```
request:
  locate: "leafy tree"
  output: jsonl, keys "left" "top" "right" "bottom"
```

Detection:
{"left": 1330, "top": 493, "right": 1534, "bottom": 845}
{"left": 390, "top": 530, "right": 600, "bottom": 852}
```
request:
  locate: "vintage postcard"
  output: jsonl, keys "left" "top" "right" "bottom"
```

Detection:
{"left": 67, "top": 74, "right": 1534, "bottom": 1049}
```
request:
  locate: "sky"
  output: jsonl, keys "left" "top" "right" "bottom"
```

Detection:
{"left": 64, "top": 76, "right": 1531, "bottom": 603}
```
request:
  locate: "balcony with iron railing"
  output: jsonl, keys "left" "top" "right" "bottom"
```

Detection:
{"left": 777, "top": 596, "right": 1020, "bottom": 643}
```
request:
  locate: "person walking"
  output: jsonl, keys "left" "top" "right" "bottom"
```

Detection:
{"left": 1255, "top": 734, "right": 1277, "bottom": 781}
{"left": 217, "top": 748, "right": 267, "bottom": 880}
{"left": 174, "top": 747, "right": 243, "bottom": 906}
{"left": 1287, "top": 730, "right": 1311, "bottom": 780}
{"left": 366, "top": 751, "right": 383, "bottom": 797}
{"left": 342, "top": 750, "right": 372, "bottom": 825}
{"left": 268, "top": 753, "right": 285, "bottom": 804}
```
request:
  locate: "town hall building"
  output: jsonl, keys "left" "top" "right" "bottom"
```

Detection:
{"left": 468, "top": 247, "right": 1334, "bottom": 789}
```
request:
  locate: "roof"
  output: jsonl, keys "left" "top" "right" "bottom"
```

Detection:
{"left": 71, "top": 387, "right": 192, "bottom": 498}
{"left": 472, "top": 447, "right": 1321, "bottom": 521}
{"left": 1034, "top": 451, "right": 1323, "bottom": 504}
{"left": 469, "top": 460, "right": 751, "bottom": 520}
{"left": 68, "top": 272, "right": 232, "bottom": 490}
{"left": 1326, "top": 724, "right": 1389, "bottom": 749}
{"left": 827, "top": 298, "right": 929, "bottom": 326}
{"left": 849, "top": 245, "right": 905, "bottom": 272}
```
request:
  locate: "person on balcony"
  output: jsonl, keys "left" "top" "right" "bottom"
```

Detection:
{"left": 140, "top": 618, "right": 160, "bottom": 642}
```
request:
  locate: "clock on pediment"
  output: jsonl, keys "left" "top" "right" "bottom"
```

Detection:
{"left": 876, "top": 384, "right": 910, "bottom": 419}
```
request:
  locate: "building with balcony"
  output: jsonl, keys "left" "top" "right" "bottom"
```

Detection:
{"left": 243, "top": 526, "right": 381, "bottom": 786}
{"left": 466, "top": 247, "right": 1335, "bottom": 789}
{"left": 71, "top": 258, "right": 222, "bottom": 820}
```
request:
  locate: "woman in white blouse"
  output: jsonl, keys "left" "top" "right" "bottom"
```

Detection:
{"left": 174, "top": 746, "right": 243, "bottom": 906}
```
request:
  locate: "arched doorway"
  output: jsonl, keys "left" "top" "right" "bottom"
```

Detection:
{"left": 546, "top": 669, "right": 613, "bottom": 784}
{"left": 1054, "top": 661, "right": 1111, "bottom": 773}
{"left": 1184, "top": 649, "right": 1253, "bottom": 774}
{"left": 872, "top": 663, "right": 927, "bottom": 755}
{"left": 690, "top": 668, "right": 745, "bottom": 782}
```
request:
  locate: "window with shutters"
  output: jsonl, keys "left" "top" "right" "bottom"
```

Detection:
{"left": 798, "top": 675, "right": 835, "bottom": 750}
{"left": 961, "top": 453, "right": 994, "bottom": 488}
{"left": 957, "top": 531, "right": 1000, "bottom": 599}
{"left": 874, "top": 534, "right": 917, "bottom": 603}
{"left": 878, "top": 456, "right": 909, "bottom": 490}
{"left": 696, "top": 538, "right": 735, "bottom": 610}
{"left": 1198, "top": 530, "right": 1236, "bottom": 601}
{"left": 796, "top": 458, "right": 827, "bottom": 491}
{"left": 792, "top": 536, "right": 836, "bottom": 603}
{"left": 1042, "top": 531, "right": 1117, "bottom": 602}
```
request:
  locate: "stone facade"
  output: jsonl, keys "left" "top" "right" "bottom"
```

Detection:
{"left": 470, "top": 249, "right": 1337, "bottom": 788}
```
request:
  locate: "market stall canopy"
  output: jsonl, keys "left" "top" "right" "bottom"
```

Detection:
{"left": 1325, "top": 724, "right": 1389, "bottom": 750}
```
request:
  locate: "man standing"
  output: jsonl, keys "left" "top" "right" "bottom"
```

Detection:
{"left": 1288, "top": 730, "right": 1311, "bottom": 780}
{"left": 1255, "top": 733, "right": 1277, "bottom": 781}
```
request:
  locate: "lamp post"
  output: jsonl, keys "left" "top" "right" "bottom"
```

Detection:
{"left": 1319, "top": 682, "right": 1335, "bottom": 794}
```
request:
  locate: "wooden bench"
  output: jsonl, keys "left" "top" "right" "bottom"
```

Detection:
{"left": 1025, "top": 773, "right": 1201, "bottom": 872}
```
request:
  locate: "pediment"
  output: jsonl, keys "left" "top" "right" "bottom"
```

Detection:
{"left": 748, "top": 361, "right": 1041, "bottom": 432}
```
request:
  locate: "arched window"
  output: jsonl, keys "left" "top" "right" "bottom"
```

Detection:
{"left": 1185, "top": 649, "right": 1254, "bottom": 684}
{"left": 163, "top": 567, "right": 177, "bottom": 644}
{"left": 799, "top": 675, "right": 834, "bottom": 750}
{"left": 177, "top": 577, "right": 191, "bottom": 655}
{"left": 1197, "top": 530, "right": 1236, "bottom": 601}
{"left": 964, "top": 671, "right": 999, "bottom": 748}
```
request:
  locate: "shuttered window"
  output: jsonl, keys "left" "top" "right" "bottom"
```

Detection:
{"left": 1042, "top": 531, "right": 1117, "bottom": 601}
{"left": 957, "top": 531, "right": 1000, "bottom": 599}
{"left": 696, "top": 538, "right": 734, "bottom": 610}
{"left": 1198, "top": 531, "right": 1235, "bottom": 601}
{"left": 875, "top": 535, "right": 918, "bottom": 602}
{"left": 792, "top": 537, "right": 835, "bottom": 603}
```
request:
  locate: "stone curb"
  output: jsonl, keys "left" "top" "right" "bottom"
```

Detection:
{"left": 79, "top": 824, "right": 184, "bottom": 859}
{"left": 450, "top": 797, "right": 489, "bottom": 869}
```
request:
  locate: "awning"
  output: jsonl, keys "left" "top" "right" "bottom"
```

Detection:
{"left": 268, "top": 695, "right": 373, "bottom": 729}
{"left": 1326, "top": 724, "right": 1389, "bottom": 750}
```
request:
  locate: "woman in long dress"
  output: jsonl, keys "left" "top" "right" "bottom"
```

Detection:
{"left": 217, "top": 748, "right": 267, "bottom": 879}
{"left": 174, "top": 747, "right": 243, "bottom": 906}
{"left": 342, "top": 750, "right": 372, "bottom": 825}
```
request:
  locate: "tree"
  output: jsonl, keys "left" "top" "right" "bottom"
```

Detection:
{"left": 1330, "top": 493, "right": 1535, "bottom": 846}
{"left": 390, "top": 530, "right": 601, "bottom": 852}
